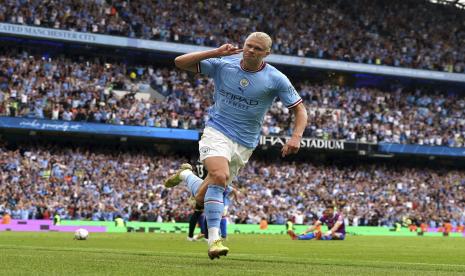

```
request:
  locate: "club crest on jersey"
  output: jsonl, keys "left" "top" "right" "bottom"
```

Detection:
{"left": 240, "top": 78, "right": 249, "bottom": 88}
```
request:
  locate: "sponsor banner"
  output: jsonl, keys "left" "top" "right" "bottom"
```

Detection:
{"left": 0, "top": 23, "right": 100, "bottom": 43}
{"left": 258, "top": 135, "right": 373, "bottom": 152}
{"left": 2, "top": 117, "right": 464, "bottom": 157}
{"left": 1, "top": 23, "right": 465, "bottom": 82}
{"left": 59, "top": 221, "right": 465, "bottom": 237}
{"left": 379, "top": 143, "right": 465, "bottom": 157}
{"left": 0, "top": 22, "right": 211, "bottom": 53}
{"left": 0, "top": 117, "right": 199, "bottom": 141}
{"left": 0, "top": 220, "right": 106, "bottom": 232}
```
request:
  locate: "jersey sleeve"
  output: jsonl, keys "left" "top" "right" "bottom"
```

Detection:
{"left": 275, "top": 74, "right": 302, "bottom": 109}
{"left": 199, "top": 58, "right": 224, "bottom": 77}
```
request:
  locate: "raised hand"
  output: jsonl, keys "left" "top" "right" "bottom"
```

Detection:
{"left": 215, "top": 44, "right": 243, "bottom": 57}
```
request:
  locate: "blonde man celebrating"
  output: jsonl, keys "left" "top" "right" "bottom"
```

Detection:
{"left": 165, "top": 32, "right": 308, "bottom": 259}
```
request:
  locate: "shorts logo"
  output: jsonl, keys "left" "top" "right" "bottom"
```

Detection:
{"left": 240, "top": 78, "right": 249, "bottom": 87}
{"left": 200, "top": 146, "right": 211, "bottom": 154}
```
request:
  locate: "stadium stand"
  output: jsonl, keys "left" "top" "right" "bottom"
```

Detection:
{"left": 1, "top": 50, "right": 464, "bottom": 147}
{"left": 0, "top": 0, "right": 464, "bottom": 235}
{"left": 0, "top": 142, "right": 464, "bottom": 227}
{"left": 1, "top": 0, "right": 465, "bottom": 72}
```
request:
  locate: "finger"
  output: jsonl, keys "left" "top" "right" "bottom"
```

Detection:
{"left": 229, "top": 47, "right": 239, "bottom": 52}
{"left": 281, "top": 145, "right": 288, "bottom": 157}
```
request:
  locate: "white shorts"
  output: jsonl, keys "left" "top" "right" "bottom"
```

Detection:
{"left": 199, "top": 127, "right": 254, "bottom": 185}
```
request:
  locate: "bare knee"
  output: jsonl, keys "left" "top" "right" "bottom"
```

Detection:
{"left": 208, "top": 169, "right": 229, "bottom": 186}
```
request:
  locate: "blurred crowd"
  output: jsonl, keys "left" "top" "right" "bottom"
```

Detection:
{"left": 1, "top": 51, "right": 464, "bottom": 147}
{"left": 292, "top": 84, "right": 465, "bottom": 147}
{"left": 0, "top": 51, "right": 212, "bottom": 129}
{"left": 1, "top": 0, "right": 465, "bottom": 72}
{"left": 0, "top": 143, "right": 464, "bottom": 228}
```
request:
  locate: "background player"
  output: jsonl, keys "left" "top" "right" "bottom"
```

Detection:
{"left": 288, "top": 204, "right": 346, "bottom": 241}
{"left": 187, "top": 201, "right": 204, "bottom": 241}
{"left": 189, "top": 185, "right": 237, "bottom": 241}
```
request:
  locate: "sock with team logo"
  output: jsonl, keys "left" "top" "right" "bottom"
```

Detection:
{"left": 204, "top": 185, "right": 225, "bottom": 243}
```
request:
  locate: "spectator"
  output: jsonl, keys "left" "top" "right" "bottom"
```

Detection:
{"left": 0, "top": 142, "right": 464, "bottom": 227}
{"left": 0, "top": 51, "right": 464, "bottom": 147}
{"left": 1, "top": 0, "right": 464, "bottom": 72}
{"left": 1, "top": 211, "right": 11, "bottom": 224}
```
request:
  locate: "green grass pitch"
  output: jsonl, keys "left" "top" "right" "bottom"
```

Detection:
{"left": 1, "top": 232, "right": 465, "bottom": 275}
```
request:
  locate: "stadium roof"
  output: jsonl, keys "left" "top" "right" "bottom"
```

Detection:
{"left": 429, "top": 0, "right": 465, "bottom": 9}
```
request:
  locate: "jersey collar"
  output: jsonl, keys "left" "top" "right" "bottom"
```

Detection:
{"left": 240, "top": 59, "right": 266, "bottom": 73}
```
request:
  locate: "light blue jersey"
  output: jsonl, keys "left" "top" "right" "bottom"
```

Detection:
{"left": 199, "top": 56, "right": 302, "bottom": 148}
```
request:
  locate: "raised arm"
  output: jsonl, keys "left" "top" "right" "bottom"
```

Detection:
{"left": 174, "top": 44, "right": 243, "bottom": 72}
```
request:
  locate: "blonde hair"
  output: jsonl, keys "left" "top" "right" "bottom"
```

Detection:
{"left": 246, "top": 32, "right": 272, "bottom": 51}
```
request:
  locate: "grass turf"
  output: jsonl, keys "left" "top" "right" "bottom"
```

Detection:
{"left": 1, "top": 232, "right": 465, "bottom": 275}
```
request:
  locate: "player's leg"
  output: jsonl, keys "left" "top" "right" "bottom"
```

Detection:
{"left": 195, "top": 127, "right": 252, "bottom": 259}
{"left": 164, "top": 162, "right": 207, "bottom": 199}
{"left": 192, "top": 174, "right": 230, "bottom": 238}
{"left": 328, "top": 233, "right": 345, "bottom": 240}
{"left": 164, "top": 129, "right": 226, "bottom": 199}
{"left": 288, "top": 230, "right": 322, "bottom": 240}
{"left": 203, "top": 156, "right": 230, "bottom": 259}
{"left": 164, "top": 163, "right": 193, "bottom": 188}
{"left": 298, "top": 232, "right": 317, "bottom": 240}
{"left": 194, "top": 176, "right": 212, "bottom": 205}
{"left": 188, "top": 209, "right": 202, "bottom": 241}
{"left": 184, "top": 173, "right": 204, "bottom": 196}
{"left": 191, "top": 127, "right": 235, "bottom": 259}
{"left": 220, "top": 217, "right": 227, "bottom": 239}
{"left": 287, "top": 230, "right": 298, "bottom": 240}
{"left": 321, "top": 232, "right": 338, "bottom": 240}
{"left": 220, "top": 205, "right": 229, "bottom": 239}
{"left": 198, "top": 213, "right": 208, "bottom": 240}
{"left": 218, "top": 147, "right": 251, "bottom": 241}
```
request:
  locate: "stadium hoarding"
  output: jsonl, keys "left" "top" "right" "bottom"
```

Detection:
{"left": 1, "top": 22, "right": 465, "bottom": 82}
{"left": 1, "top": 117, "right": 464, "bottom": 158}
{"left": 2, "top": 220, "right": 454, "bottom": 237}
{"left": 379, "top": 143, "right": 465, "bottom": 157}
{"left": 0, "top": 117, "right": 199, "bottom": 141}
{"left": 0, "top": 219, "right": 106, "bottom": 233}
{"left": 258, "top": 135, "right": 376, "bottom": 153}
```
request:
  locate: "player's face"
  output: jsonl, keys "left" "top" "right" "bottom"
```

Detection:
{"left": 326, "top": 207, "right": 334, "bottom": 217}
{"left": 243, "top": 37, "right": 270, "bottom": 63}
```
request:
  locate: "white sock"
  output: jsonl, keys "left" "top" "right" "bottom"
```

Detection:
{"left": 179, "top": 169, "right": 193, "bottom": 181}
{"left": 208, "top": 227, "right": 220, "bottom": 245}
